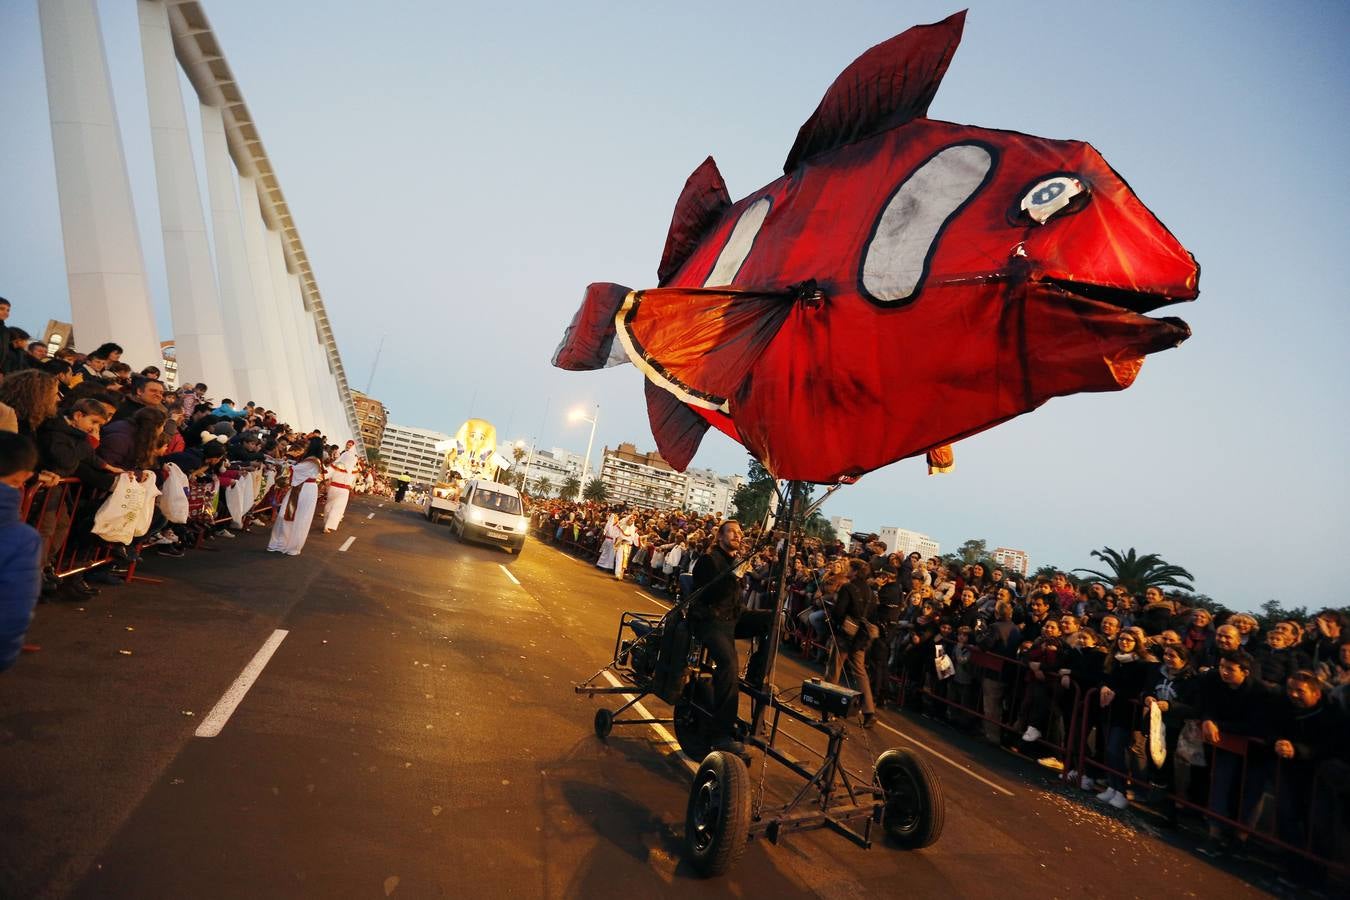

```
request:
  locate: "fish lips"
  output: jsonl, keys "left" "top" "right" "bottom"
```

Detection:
{"left": 1023, "top": 280, "right": 1191, "bottom": 394}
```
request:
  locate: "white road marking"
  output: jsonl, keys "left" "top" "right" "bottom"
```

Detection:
{"left": 875, "top": 719, "right": 1015, "bottom": 797}
{"left": 338, "top": 536, "right": 356, "bottom": 552}
{"left": 367, "top": 512, "right": 375, "bottom": 520}
{"left": 500, "top": 565, "right": 521, "bottom": 586}
{"left": 600, "top": 671, "right": 697, "bottom": 772}
{"left": 195, "top": 630, "right": 289, "bottom": 738}
{"left": 635, "top": 590, "right": 670, "bottom": 610}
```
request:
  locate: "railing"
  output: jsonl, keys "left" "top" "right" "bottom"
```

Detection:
{"left": 20, "top": 477, "right": 115, "bottom": 580}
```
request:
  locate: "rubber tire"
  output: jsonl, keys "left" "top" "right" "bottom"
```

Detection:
{"left": 673, "top": 677, "right": 715, "bottom": 761}
{"left": 594, "top": 708, "right": 614, "bottom": 740}
{"left": 875, "top": 748, "right": 944, "bottom": 849}
{"left": 684, "top": 751, "right": 751, "bottom": 877}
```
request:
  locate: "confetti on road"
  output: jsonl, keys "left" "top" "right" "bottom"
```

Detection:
{"left": 117, "top": 649, "right": 133, "bottom": 656}
{"left": 431, "top": 805, "right": 443, "bottom": 816}
{"left": 383, "top": 875, "right": 400, "bottom": 896}
{"left": 180, "top": 710, "right": 195, "bottom": 717}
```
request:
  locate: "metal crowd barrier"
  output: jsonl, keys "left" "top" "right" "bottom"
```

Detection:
{"left": 20, "top": 477, "right": 115, "bottom": 581}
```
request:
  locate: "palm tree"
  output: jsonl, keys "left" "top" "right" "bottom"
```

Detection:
{"left": 1072, "top": 546, "right": 1195, "bottom": 595}
{"left": 583, "top": 477, "right": 608, "bottom": 503}
{"left": 533, "top": 476, "right": 553, "bottom": 497}
{"left": 560, "top": 475, "right": 581, "bottom": 501}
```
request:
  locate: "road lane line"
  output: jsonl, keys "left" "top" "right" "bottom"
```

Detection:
{"left": 875, "top": 719, "right": 1014, "bottom": 796}
{"left": 195, "top": 630, "right": 289, "bottom": 738}
{"left": 635, "top": 590, "right": 670, "bottom": 610}
{"left": 500, "top": 564, "right": 521, "bottom": 586}
{"left": 600, "top": 671, "right": 697, "bottom": 772}
{"left": 338, "top": 536, "right": 356, "bottom": 552}
{"left": 367, "top": 512, "right": 375, "bottom": 520}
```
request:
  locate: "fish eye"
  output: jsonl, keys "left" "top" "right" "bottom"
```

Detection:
{"left": 1019, "top": 175, "right": 1087, "bottom": 224}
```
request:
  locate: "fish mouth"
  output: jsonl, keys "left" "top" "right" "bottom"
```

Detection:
{"left": 1043, "top": 276, "right": 1186, "bottom": 317}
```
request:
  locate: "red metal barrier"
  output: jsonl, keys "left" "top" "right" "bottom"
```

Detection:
{"left": 1072, "top": 686, "right": 1348, "bottom": 874}
{"left": 21, "top": 477, "right": 114, "bottom": 581}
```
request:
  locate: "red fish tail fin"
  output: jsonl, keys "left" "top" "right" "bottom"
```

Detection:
{"left": 552, "top": 282, "right": 632, "bottom": 371}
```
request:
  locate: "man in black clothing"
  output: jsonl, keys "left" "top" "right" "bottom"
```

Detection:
{"left": 689, "top": 519, "right": 773, "bottom": 753}
{"left": 113, "top": 376, "right": 165, "bottom": 422}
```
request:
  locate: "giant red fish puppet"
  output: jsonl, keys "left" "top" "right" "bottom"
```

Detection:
{"left": 553, "top": 11, "right": 1198, "bottom": 483}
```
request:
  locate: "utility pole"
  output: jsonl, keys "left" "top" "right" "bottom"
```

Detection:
{"left": 365, "top": 334, "right": 386, "bottom": 393}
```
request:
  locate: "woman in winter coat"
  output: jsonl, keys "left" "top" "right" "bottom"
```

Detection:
{"left": 97, "top": 406, "right": 166, "bottom": 473}
{"left": 827, "top": 559, "right": 878, "bottom": 727}
{"left": 1142, "top": 642, "right": 1200, "bottom": 825}
{"left": 1095, "top": 630, "right": 1155, "bottom": 809}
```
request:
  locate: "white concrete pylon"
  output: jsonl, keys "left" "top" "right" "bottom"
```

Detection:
{"left": 266, "top": 231, "right": 315, "bottom": 428}
{"left": 200, "top": 103, "right": 268, "bottom": 405}
{"left": 137, "top": 0, "right": 237, "bottom": 401}
{"left": 238, "top": 175, "right": 298, "bottom": 422}
{"left": 37, "top": 0, "right": 161, "bottom": 368}
{"left": 289, "top": 278, "right": 327, "bottom": 434}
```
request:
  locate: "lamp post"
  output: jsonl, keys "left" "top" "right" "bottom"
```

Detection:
{"left": 569, "top": 405, "right": 599, "bottom": 495}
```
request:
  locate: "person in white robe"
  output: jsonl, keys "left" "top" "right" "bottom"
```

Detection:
{"left": 595, "top": 513, "right": 618, "bottom": 570}
{"left": 613, "top": 514, "right": 638, "bottom": 579}
{"left": 323, "top": 440, "right": 360, "bottom": 533}
{"left": 268, "top": 440, "right": 324, "bottom": 556}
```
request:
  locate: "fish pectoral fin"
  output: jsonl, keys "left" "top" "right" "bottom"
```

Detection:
{"left": 783, "top": 10, "right": 965, "bottom": 173}
{"left": 552, "top": 282, "right": 633, "bottom": 371}
{"left": 644, "top": 377, "right": 709, "bottom": 473}
{"left": 613, "top": 285, "right": 795, "bottom": 414}
{"left": 658, "top": 157, "right": 731, "bottom": 285}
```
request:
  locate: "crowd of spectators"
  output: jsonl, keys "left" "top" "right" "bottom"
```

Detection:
{"left": 532, "top": 495, "right": 1350, "bottom": 883}
{"left": 0, "top": 295, "right": 378, "bottom": 671}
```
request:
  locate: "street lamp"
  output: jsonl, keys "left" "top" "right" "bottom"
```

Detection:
{"left": 568, "top": 405, "right": 599, "bottom": 493}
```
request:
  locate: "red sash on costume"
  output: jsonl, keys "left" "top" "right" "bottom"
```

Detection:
{"left": 284, "top": 478, "right": 317, "bottom": 521}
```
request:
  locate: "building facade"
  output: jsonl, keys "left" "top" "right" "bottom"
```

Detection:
{"left": 600, "top": 443, "right": 687, "bottom": 510}
{"left": 992, "top": 547, "right": 1030, "bottom": 576}
{"left": 378, "top": 422, "right": 452, "bottom": 485}
{"left": 350, "top": 390, "right": 388, "bottom": 457}
{"left": 878, "top": 527, "right": 941, "bottom": 560}
{"left": 681, "top": 467, "right": 744, "bottom": 518}
{"left": 829, "top": 516, "right": 854, "bottom": 545}
{"left": 521, "top": 447, "right": 584, "bottom": 492}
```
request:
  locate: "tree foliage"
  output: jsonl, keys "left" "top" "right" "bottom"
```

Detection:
{"left": 1072, "top": 546, "right": 1195, "bottom": 595}
{"left": 532, "top": 476, "right": 553, "bottom": 497}
{"left": 559, "top": 476, "right": 581, "bottom": 501}
{"left": 956, "top": 539, "right": 989, "bottom": 566}
{"left": 583, "top": 477, "right": 608, "bottom": 503}
{"left": 732, "top": 457, "right": 775, "bottom": 526}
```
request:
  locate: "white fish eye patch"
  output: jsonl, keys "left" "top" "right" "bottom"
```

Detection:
{"left": 860, "top": 143, "right": 995, "bottom": 307}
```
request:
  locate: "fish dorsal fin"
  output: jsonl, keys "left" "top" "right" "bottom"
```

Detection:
{"left": 644, "top": 377, "right": 709, "bottom": 472}
{"left": 783, "top": 10, "right": 966, "bottom": 173}
{"left": 657, "top": 156, "right": 732, "bottom": 285}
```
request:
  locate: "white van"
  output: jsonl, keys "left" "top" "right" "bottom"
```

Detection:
{"left": 450, "top": 479, "right": 528, "bottom": 554}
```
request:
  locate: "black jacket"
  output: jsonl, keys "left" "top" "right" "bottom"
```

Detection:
{"left": 34, "top": 416, "right": 114, "bottom": 491}
{"left": 1270, "top": 699, "right": 1349, "bottom": 763}
{"left": 1193, "top": 669, "right": 1281, "bottom": 738}
{"left": 690, "top": 546, "right": 741, "bottom": 625}
{"left": 831, "top": 577, "right": 877, "bottom": 653}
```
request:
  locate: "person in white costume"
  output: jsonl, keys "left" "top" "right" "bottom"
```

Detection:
{"left": 268, "top": 437, "right": 325, "bottom": 556}
{"left": 595, "top": 512, "right": 618, "bottom": 570}
{"left": 613, "top": 514, "right": 638, "bottom": 579}
{"left": 323, "top": 440, "right": 360, "bottom": 533}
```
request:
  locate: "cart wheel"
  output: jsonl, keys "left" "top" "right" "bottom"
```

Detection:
{"left": 673, "top": 674, "right": 715, "bottom": 760}
{"left": 684, "top": 751, "right": 751, "bottom": 877}
{"left": 594, "top": 708, "right": 614, "bottom": 739}
{"left": 875, "top": 748, "right": 944, "bottom": 848}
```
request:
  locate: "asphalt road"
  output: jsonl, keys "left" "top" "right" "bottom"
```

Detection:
{"left": 0, "top": 497, "right": 1278, "bottom": 899}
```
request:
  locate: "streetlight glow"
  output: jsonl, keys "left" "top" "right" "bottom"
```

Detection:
{"left": 568, "top": 403, "right": 600, "bottom": 493}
